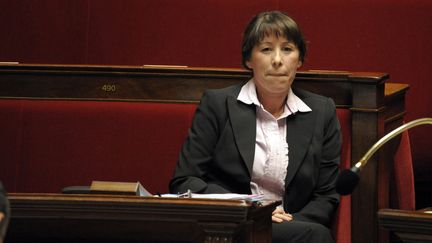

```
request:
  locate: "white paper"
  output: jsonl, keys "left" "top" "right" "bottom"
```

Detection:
{"left": 158, "top": 193, "right": 264, "bottom": 201}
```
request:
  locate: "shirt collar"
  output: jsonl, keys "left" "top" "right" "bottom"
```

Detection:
{"left": 237, "top": 79, "right": 312, "bottom": 115}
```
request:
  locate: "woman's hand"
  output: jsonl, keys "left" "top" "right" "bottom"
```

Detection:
{"left": 272, "top": 207, "right": 293, "bottom": 223}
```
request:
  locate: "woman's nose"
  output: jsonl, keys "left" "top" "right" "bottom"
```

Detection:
{"left": 271, "top": 50, "right": 283, "bottom": 67}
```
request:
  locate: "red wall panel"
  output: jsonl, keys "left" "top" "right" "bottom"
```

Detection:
{"left": 85, "top": 0, "right": 278, "bottom": 67}
{"left": 0, "top": 0, "right": 89, "bottom": 64}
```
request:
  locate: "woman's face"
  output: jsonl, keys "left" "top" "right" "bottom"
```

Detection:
{"left": 246, "top": 33, "right": 302, "bottom": 98}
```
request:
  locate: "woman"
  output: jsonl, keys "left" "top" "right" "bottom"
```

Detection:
{"left": 170, "top": 11, "right": 341, "bottom": 243}
{"left": 0, "top": 182, "right": 9, "bottom": 243}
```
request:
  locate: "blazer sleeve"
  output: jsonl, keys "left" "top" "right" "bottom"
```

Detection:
{"left": 292, "top": 97, "right": 342, "bottom": 226}
{"left": 169, "top": 90, "right": 231, "bottom": 194}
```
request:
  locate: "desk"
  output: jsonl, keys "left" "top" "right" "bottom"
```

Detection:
{"left": 5, "top": 193, "right": 279, "bottom": 243}
{"left": 378, "top": 208, "right": 432, "bottom": 243}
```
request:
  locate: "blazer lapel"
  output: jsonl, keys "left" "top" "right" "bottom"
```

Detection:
{"left": 285, "top": 111, "right": 317, "bottom": 187}
{"left": 227, "top": 96, "right": 256, "bottom": 176}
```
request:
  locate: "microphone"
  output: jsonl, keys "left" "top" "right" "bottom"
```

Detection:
{"left": 336, "top": 118, "right": 432, "bottom": 195}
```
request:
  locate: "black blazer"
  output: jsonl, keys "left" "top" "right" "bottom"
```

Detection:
{"left": 169, "top": 83, "right": 341, "bottom": 227}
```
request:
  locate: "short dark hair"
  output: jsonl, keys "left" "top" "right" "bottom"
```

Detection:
{"left": 241, "top": 11, "right": 307, "bottom": 70}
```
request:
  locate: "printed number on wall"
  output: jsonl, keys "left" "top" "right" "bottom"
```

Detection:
{"left": 102, "top": 84, "right": 116, "bottom": 92}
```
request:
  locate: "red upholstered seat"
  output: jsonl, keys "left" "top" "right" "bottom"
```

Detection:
{"left": 0, "top": 100, "right": 358, "bottom": 243}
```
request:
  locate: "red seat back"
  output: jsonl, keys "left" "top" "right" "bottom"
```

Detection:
{"left": 391, "top": 130, "right": 415, "bottom": 211}
{"left": 0, "top": 99, "right": 197, "bottom": 194}
{"left": 332, "top": 109, "right": 352, "bottom": 243}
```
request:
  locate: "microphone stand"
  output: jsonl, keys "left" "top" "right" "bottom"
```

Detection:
{"left": 336, "top": 117, "right": 432, "bottom": 195}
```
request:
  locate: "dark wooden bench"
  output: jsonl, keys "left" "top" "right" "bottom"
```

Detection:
{"left": 0, "top": 64, "right": 409, "bottom": 243}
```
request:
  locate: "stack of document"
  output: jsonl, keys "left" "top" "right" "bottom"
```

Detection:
{"left": 160, "top": 192, "right": 264, "bottom": 202}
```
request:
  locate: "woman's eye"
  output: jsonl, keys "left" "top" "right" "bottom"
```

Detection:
{"left": 261, "top": 47, "right": 271, "bottom": 53}
{"left": 283, "top": 47, "right": 293, "bottom": 52}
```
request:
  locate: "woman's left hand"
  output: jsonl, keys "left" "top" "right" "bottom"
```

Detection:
{"left": 272, "top": 207, "right": 293, "bottom": 223}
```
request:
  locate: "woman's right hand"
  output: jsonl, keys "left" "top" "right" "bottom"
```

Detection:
{"left": 272, "top": 207, "right": 293, "bottom": 223}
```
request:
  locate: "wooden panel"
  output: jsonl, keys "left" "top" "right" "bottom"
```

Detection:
{"left": 378, "top": 208, "right": 432, "bottom": 243}
{"left": 5, "top": 193, "right": 279, "bottom": 243}
{"left": 0, "top": 64, "right": 387, "bottom": 106}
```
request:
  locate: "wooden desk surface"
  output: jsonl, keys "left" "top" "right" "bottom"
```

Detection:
{"left": 378, "top": 208, "right": 432, "bottom": 243}
{"left": 6, "top": 193, "right": 279, "bottom": 243}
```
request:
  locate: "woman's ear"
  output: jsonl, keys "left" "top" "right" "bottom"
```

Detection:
{"left": 297, "top": 60, "right": 303, "bottom": 69}
{"left": 246, "top": 60, "right": 252, "bottom": 69}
